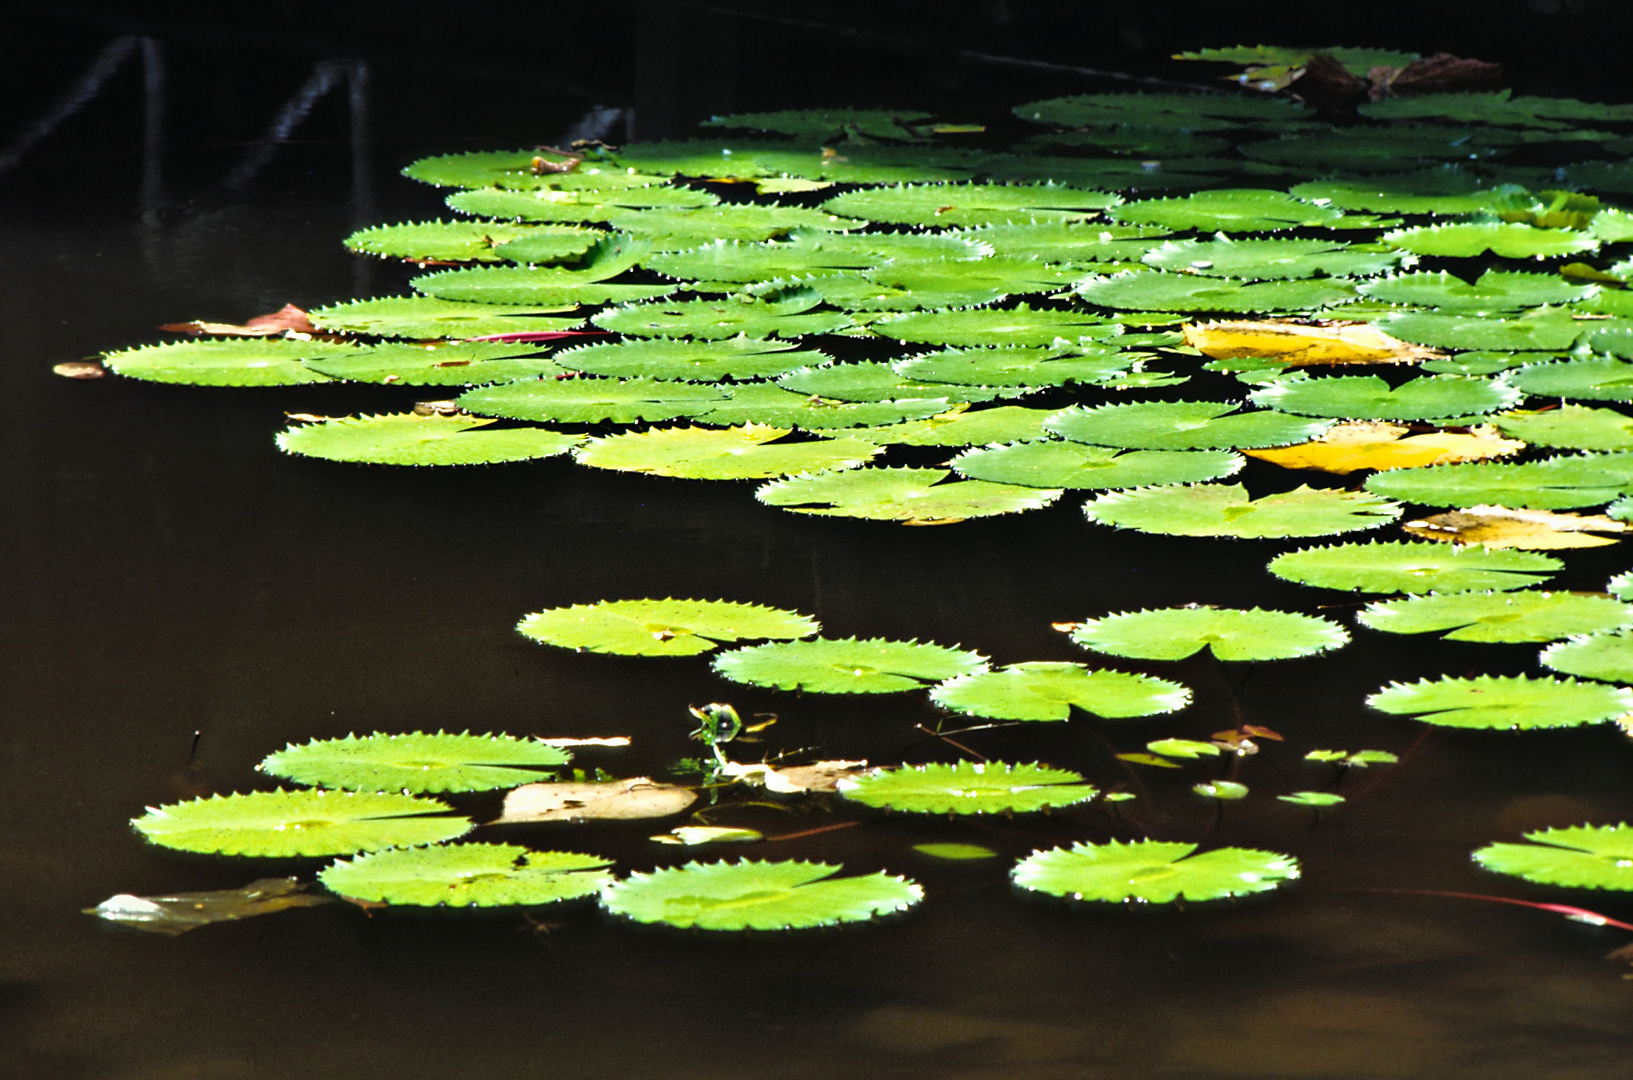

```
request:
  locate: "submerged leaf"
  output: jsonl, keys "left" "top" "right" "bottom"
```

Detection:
{"left": 259, "top": 732, "right": 570, "bottom": 793}
{"left": 517, "top": 598, "right": 818, "bottom": 657}
{"left": 1069, "top": 606, "right": 1348, "bottom": 661}
{"left": 497, "top": 778, "right": 697, "bottom": 822}
{"left": 714, "top": 636, "right": 986, "bottom": 694}
{"left": 576, "top": 425, "right": 879, "bottom": 480}
{"left": 1267, "top": 540, "right": 1562, "bottom": 593}
{"left": 1086, "top": 483, "right": 1400, "bottom": 539}
{"left": 1357, "top": 590, "right": 1633, "bottom": 644}
{"left": 1366, "top": 674, "right": 1633, "bottom": 730}
{"left": 756, "top": 466, "right": 1059, "bottom": 524}
{"left": 929, "top": 662, "right": 1190, "bottom": 721}
{"left": 1011, "top": 839, "right": 1300, "bottom": 904}
{"left": 1473, "top": 825, "right": 1633, "bottom": 891}
{"left": 85, "top": 878, "right": 330, "bottom": 935}
{"left": 318, "top": 843, "right": 614, "bottom": 907}
{"left": 131, "top": 790, "right": 471, "bottom": 857}
{"left": 599, "top": 859, "right": 922, "bottom": 931}
{"left": 276, "top": 414, "right": 581, "bottom": 467}
{"left": 838, "top": 761, "right": 1098, "bottom": 815}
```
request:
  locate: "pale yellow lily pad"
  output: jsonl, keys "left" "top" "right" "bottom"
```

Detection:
{"left": 1184, "top": 319, "right": 1443, "bottom": 366}
{"left": 718, "top": 759, "right": 869, "bottom": 793}
{"left": 1402, "top": 504, "right": 1627, "bottom": 550}
{"left": 496, "top": 778, "right": 697, "bottom": 823}
{"left": 1243, "top": 421, "right": 1525, "bottom": 474}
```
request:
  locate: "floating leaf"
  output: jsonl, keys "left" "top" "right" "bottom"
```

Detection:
{"left": 928, "top": 662, "right": 1190, "bottom": 721}
{"left": 1046, "top": 401, "right": 1330, "bottom": 451}
{"left": 818, "top": 406, "right": 1056, "bottom": 447}
{"left": 1278, "top": 791, "right": 1345, "bottom": 807}
{"left": 1111, "top": 189, "right": 1380, "bottom": 232}
{"left": 575, "top": 425, "right": 879, "bottom": 480}
{"left": 497, "top": 778, "right": 697, "bottom": 822}
{"left": 447, "top": 184, "right": 718, "bottom": 221}
{"left": 403, "top": 150, "right": 668, "bottom": 190}
{"left": 1357, "top": 590, "right": 1633, "bottom": 643}
{"left": 697, "top": 385, "right": 952, "bottom": 430}
{"left": 259, "top": 732, "right": 571, "bottom": 793}
{"left": 85, "top": 878, "right": 331, "bottom": 936}
{"left": 1193, "top": 780, "right": 1249, "bottom": 800}
{"left": 712, "top": 636, "right": 987, "bottom": 694}
{"left": 651, "top": 826, "right": 763, "bottom": 846}
{"left": 646, "top": 231, "right": 984, "bottom": 284}
{"left": 1142, "top": 237, "right": 1400, "bottom": 280}
{"left": 837, "top": 761, "right": 1098, "bottom": 814}
{"left": 701, "top": 108, "right": 931, "bottom": 140}
{"left": 102, "top": 338, "right": 341, "bottom": 386}
{"left": 605, "top": 204, "right": 868, "bottom": 247}
{"left": 275, "top": 414, "right": 580, "bottom": 467}
{"left": 716, "top": 760, "right": 867, "bottom": 794}
{"left": 1011, "top": 839, "right": 1300, "bottom": 904}
{"left": 893, "top": 346, "right": 1131, "bottom": 388}
{"left": 1507, "top": 357, "right": 1633, "bottom": 402}
{"left": 1242, "top": 420, "right": 1523, "bottom": 474}
{"left": 966, "top": 221, "right": 1173, "bottom": 262}
{"left": 1473, "top": 824, "right": 1633, "bottom": 891}
{"left": 914, "top": 843, "right": 996, "bottom": 860}
{"left": 1357, "top": 270, "right": 1591, "bottom": 313}
{"left": 1487, "top": 405, "right": 1633, "bottom": 452}
{"left": 1085, "top": 483, "right": 1400, "bottom": 539}
{"left": 1266, "top": 540, "right": 1562, "bottom": 593}
{"left": 1069, "top": 606, "right": 1348, "bottom": 661}
{"left": 303, "top": 341, "right": 565, "bottom": 387}
{"left": 1075, "top": 271, "right": 1356, "bottom": 313}
{"left": 599, "top": 859, "right": 922, "bottom": 931}
{"left": 1540, "top": 631, "right": 1633, "bottom": 683}
{"left": 413, "top": 267, "right": 677, "bottom": 307}
{"left": 1183, "top": 319, "right": 1440, "bottom": 367}
{"left": 1402, "top": 504, "right": 1628, "bottom": 549}
{"left": 553, "top": 336, "right": 822, "bottom": 381}
{"left": 458, "top": 376, "right": 727, "bottom": 424}
{"left": 1364, "top": 453, "right": 1633, "bottom": 510}
{"left": 1249, "top": 374, "right": 1521, "bottom": 421}
{"left": 344, "top": 220, "right": 602, "bottom": 263}
{"left": 1287, "top": 173, "right": 1513, "bottom": 215}
{"left": 1119, "top": 752, "right": 1182, "bottom": 768}
{"left": 1376, "top": 308, "right": 1584, "bottom": 353}
{"left": 130, "top": 790, "right": 471, "bottom": 857}
{"left": 870, "top": 304, "right": 1113, "bottom": 348}
{"left": 951, "top": 441, "right": 1242, "bottom": 490}
{"left": 777, "top": 362, "right": 996, "bottom": 405}
{"left": 318, "top": 843, "right": 614, "bottom": 907}
{"left": 308, "top": 297, "right": 582, "bottom": 340}
{"left": 1147, "top": 738, "right": 1221, "bottom": 759}
{"left": 756, "top": 466, "right": 1059, "bottom": 524}
{"left": 1381, "top": 222, "right": 1598, "bottom": 259}
{"left": 1014, "top": 91, "right": 1305, "bottom": 129}
{"left": 1366, "top": 674, "right": 1633, "bottom": 730}
{"left": 821, "top": 182, "right": 1120, "bottom": 228}
{"left": 517, "top": 598, "right": 818, "bottom": 657}
{"left": 592, "top": 291, "right": 853, "bottom": 340}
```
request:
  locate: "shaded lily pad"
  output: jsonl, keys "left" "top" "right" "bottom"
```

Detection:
{"left": 821, "top": 182, "right": 1120, "bottom": 228}
{"left": 1288, "top": 173, "right": 1514, "bottom": 215}
{"left": 1011, "top": 839, "right": 1300, "bottom": 904}
{"left": 1075, "top": 271, "right": 1356, "bottom": 313}
{"left": 1046, "top": 401, "right": 1331, "bottom": 450}
{"left": 701, "top": 108, "right": 931, "bottom": 140}
{"left": 928, "top": 662, "right": 1190, "bottom": 721}
{"left": 1473, "top": 825, "right": 1633, "bottom": 891}
{"left": 1492, "top": 405, "right": 1633, "bottom": 450}
{"left": 259, "top": 732, "right": 570, "bottom": 793}
{"left": 1363, "top": 453, "right": 1633, "bottom": 510}
{"left": 1357, "top": 590, "right": 1633, "bottom": 643}
{"left": 951, "top": 441, "right": 1241, "bottom": 489}
{"left": 130, "top": 790, "right": 471, "bottom": 857}
{"left": 1357, "top": 270, "right": 1591, "bottom": 313}
{"left": 1366, "top": 674, "right": 1633, "bottom": 730}
{"left": 1085, "top": 483, "right": 1400, "bottom": 539}
{"left": 1141, "top": 236, "right": 1401, "bottom": 280}
{"left": 1015, "top": 91, "right": 1305, "bottom": 129}
{"left": 1070, "top": 606, "right": 1348, "bottom": 661}
{"left": 756, "top": 466, "right": 1060, "bottom": 524}
{"left": 276, "top": 414, "right": 581, "bottom": 466}
{"left": 599, "top": 859, "right": 922, "bottom": 931}
{"left": 1540, "top": 631, "right": 1633, "bottom": 683}
{"left": 102, "top": 338, "right": 340, "bottom": 386}
{"left": 1248, "top": 374, "right": 1521, "bottom": 421}
{"left": 1381, "top": 222, "right": 1599, "bottom": 259}
{"left": 712, "top": 636, "right": 987, "bottom": 694}
{"left": 308, "top": 297, "right": 582, "bottom": 340}
{"left": 552, "top": 336, "right": 823, "bottom": 381}
{"left": 574, "top": 425, "right": 879, "bottom": 480}
{"left": 1507, "top": 357, "right": 1633, "bottom": 402}
{"left": 837, "top": 761, "right": 1099, "bottom": 814}
{"left": 1111, "top": 189, "right": 1382, "bottom": 232}
{"left": 517, "top": 598, "right": 818, "bottom": 657}
{"left": 319, "top": 843, "right": 614, "bottom": 907}
{"left": 303, "top": 341, "right": 565, "bottom": 386}
{"left": 965, "top": 221, "right": 1173, "bottom": 262}
{"left": 1266, "top": 541, "right": 1562, "bottom": 593}
{"left": 458, "top": 376, "right": 727, "bottom": 424}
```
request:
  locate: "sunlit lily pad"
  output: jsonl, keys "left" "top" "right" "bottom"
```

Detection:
{"left": 1046, "top": 401, "right": 1330, "bottom": 450}
{"left": 344, "top": 220, "right": 602, "bottom": 263}
{"left": 259, "top": 732, "right": 570, "bottom": 793}
{"left": 965, "top": 221, "right": 1173, "bottom": 262}
{"left": 102, "top": 338, "right": 340, "bottom": 386}
{"left": 303, "top": 341, "right": 565, "bottom": 386}
{"left": 1357, "top": 590, "right": 1633, "bottom": 643}
{"left": 894, "top": 346, "right": 1130, "bottom": 388}
{"left": 1141, "top": 237, "right": 1401, "bottom": 280}
{"left": 1287, "top": 173, "right": 1513, "bottom": 215}
{"left": 1507, "top": 357, "right": 1633, "bottom": 402}
{"left": 458, "top": 376, "right": 726, "bottom": 424}
{"left": 1363, "top": 453, "right": 1633, "bottom": 510}
{"left": 1011, "top": 839, "right": 1300, "bottom": 904}
{"left": 712, "top": 636, "right": 987, "bottom": 694}
{"left": 817, "top": 406, "right": 1056, "bottom": 447}
{"left": 1266, "top": 540, "right": 1562, "bottom": 593}
{"left": 130, "top": 790, "right": 471, "bottom": 857}
{"left": 403, "top": 149, "right": 668, "bottom": 190}
{"left": 646, "top": 230, "right": 984, "bottom": 284}
{"left": 698, "top": 384, "right": 952, "bottom": 429}
{"left": 1110, "top": 189, "right": 1382, "bottom": 232}
{"left": 1357, "top": 270, "right": 1591, "bottom": 313}
{"left": 1069, "top": 606, "right": 1348, "bottom": 661}
{"left": 928, "top": 662, "right": 1190, "bottom": 721}
{"left": 413, "top": 267, "right": 677, "bottom": 307}
{"left": 446, "top": 184, "right": 718, "bottom": 221}
{"left": 1075, "top": 271, "right": 1355, "bottom": 313}
{"left": 599, "top": 859, "right": 922, "bottom": 931}
{"left": 1376, "top": 308, "right": 1584, "bottom": 352}
{"left": 593, "top": 290, "right": 853, "bottom": 340}
{"left": 276, "top": 414, "right": 581, "bottom": 466}
{"left": 1086, "top": 483, "right": 1400, "bottom": 539}
{"left": 821, "top": 182, "right": 1119, "bottom": 228}
{"left": 1473, "top": 825, "right": 1633, "bottom": 891}
{"left": 319, "top": 843, "right": 614, "bottom": 907}
{"left": 308, "top": 297, "right": 582, "bottom": 339}
{"left": 756, "top": 466, "right": 1060, "bottom": 524}
{"left": 777, "top": 362, "right": 996, "bottom": 404}
{"left": 574, "top": 425, "right": 879, "bottom": 480}
{"left": 1381, "top": 222, "right": 1599, "bottom": 259}
{"left": 951, "top": 441, "right": 1241, "bottom": 489}
{"left": 553, "top": 336, "right": 823, "bottom": 381}
{"left": 1492, "top": 405, "right": 1633, "bottom": 450}
{"left": 837, "top": 761, "right": 1099, "bottom": 814}
{"left": 1366, "top": 674, "right": 1633, "bottom": 730}
{"left": 1249, "top": 374, "right": 1521, "bottom": 421}
{"left": 517, "top": 598, "right": 818, "bottom": 657}
{"left": 605, "top": 204, "right": 869, "bottom": 247}
{"left": 870, "top": 304, "right": 1114, "bottom": 348}
{"left": 1540, "top": 631, "right": 1633, "bottom": 683}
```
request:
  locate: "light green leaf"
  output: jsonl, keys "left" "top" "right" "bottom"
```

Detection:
{"left": 1141, "top": 236, "right": 1401, "bottom": 280}
{"left": 553, "top": 336, "right": 822, "bottom": 381}
{"left": 1147, "top": 738, "right": 1221, "bottom": 759}
{"left": 130, "top": 790, "right": 471, "bottom": 858}
{"left": 403, "top": 150, "right": 670, "bottom": 190}
{"left": 1086, "top": 483, "right": 1401, "bottom": 539}
{"left": 1287, "top": 172, "right": 1516, "bottom": 215}
{"left": 1076, "top": 271, "right": 1356, "bottom": 313}
{"left": 1278, "top": 791, "right": 1346, "bottom": 807}
{"left": 756, "top": 466, "right": 1060, "bottom": 523}
{"left": 413, "top": 268, "right": 677, "bottom": 307}
{"left": 837, "top": 761, "right": 1098, "bottom": 814}
{"left": 307, "top": 297, "right": 582, "bottom": 340}
{"left": 344, "top": 220, "right": 602, "bottom": 263}
{"left": 821, "top": 182, "right": 1120, "bottom": 228}
{"left": 1070, "top": 606, "right": 1348, "bottom": 661}
{"left": 688, "top": 384, "right": 948, "bottom": 429}
{"left": 458, "top": 376, "right": 727, "bottom": 424}
{"left": 1248, "top": 374, "right": 1521, "bottom": 421}
{"left": 646, "top": 230, "right": 987, "bottom": 284}
{"left": 1540, "top": 631, "right": 1633, "bottom": 683}
{"left": 1381, "top": 222, "right": 1599, "bottom": 259}
{"left": 818, "top": 406, "right": 1056, "bottom": 447}
{"left": 319, "top": 843, "right": 614, "bottom": 907}
{"left": 101, "top": 338, "right": 339, "bottom": 387}
{"left": 1358, "top": 590, "right": 1633, "bottom": 643}
{"left": 951, "top": 441, "right": 1242, "bottom": 489}
{"left": 1357, "top": 270, "right": 1590, "bottom": 312}
{"left": 1508, "top": 357, "right": 1633, "bottom": 402}
{"left": 1492, "top": 405, "right": 1633, "bottom": 450}
{"left": 303, "top": 341, "right": 565, "bottom": 386}
{"left": 928, "top": 661, "right": 1190, "bottom": 721}
{"left": 777, "top": 362, "right": 997, "bottom": 404}
{"left": 1046, "top": 401, "right": 1331, "bottom": 450}
{"left": 599, "top": 859, "right": 922, "bottom": 931}
{"left": 1473, "top": 824, "right": 1633, "bottom": 891}
{"left": 964, "top": 221, "right": 1172, "bottom": 262}
{"left": 276, "top": 414, "right": 581, "bottom": 467}
{"left": 606, "top": 204, "right": 869, "bottom": 247}
{"left": 447, "top": 184, "right": 718, "bottom": 221}
{"left": 1193, "top": 780, "right": 1249, "bottom": 800}
{"left": 1363, "top": 452, "right": 1633, "bottom": 510}
{"left": 712, "top": 636, "right": 987, "bottom": 694}
{"left": 913, "top": 843, "right": 997, "bottom": 860}
{"left": 808, "top": 257, "right": 1090, "bottom": 312}
{"left": 1011, "top": 839, "right": 1300, "bottom": 904}
{"left": 518, "top": 598, "right": 818, "bottom": 657}
{"left": 1267, "top": 540, "right": 1562, "bottom": 593}
{"left": 1375, "top": 308, "right": 1584, "bottom": 352}
{"left": 870, "top": 303, "right": 1113, "bottom": 348}
{"left": 1367, "top": 674, "right": 1633, "bottom": 730}
{"left": 574, "top": 424, "right": 879, "bottom": 480}
{"left": 592, "top": 290, "right": 853, "bottom": 340}
{"left": 894, "top": 346, "right": 1131, "bottom": 388}
{"left": 260, "top": 732, "right": 569, "bottom": 794}
{"left": 1111, "top": 189, "right": 1382, "bottom": 233}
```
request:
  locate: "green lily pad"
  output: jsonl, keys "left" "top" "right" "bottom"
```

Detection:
{"left": 1358, "top": 270, "right": 1591, "bottom": 313}
{"left": 599, "top": 859, "right": 922, "bottom": 931}
{"left": 1611, "top": 571, "right": 1633, "bottom": 601}
{"left": 1366, "top": 674, "right": 1633, "bottom": 730}
{"left": 1110, "top": 189, "right": 1382, "bottom": 233}
{"left": 951, "top": 441, "right": 1241, "bottom": 489}
{"left": 574, "top": 424, "right": 879, "bottom": 480}
{"left": 1492, "top": 405, "right": 1633, "bottom": 450}
{"left": 1267, "top": 540, "right": 1562, "bottom": 593}
{"left": 1014, "top": 92, "right": 1306, "bottom": 130}
{"left": 275, "top": 414, "right": 581, "bottom": 466}
{"left": 646, "top": 230, "right": 987, "bottom": 284}
{"left": 914, "top": 843, "right": 997, "bottom": 860}
{"left": 1376, "top": 308, "right": 1585, "bottom": 352}
{"left": 1011, "top": 839, "right": 1300, "bottom": 904}
{"left": 344, "top": 220, "right": 603, "bottom": 264}
{"left": 302, "top": 341, "right": 566, "bottom": 386}
{"left": 1046, "top": 401, "right": 1331, "bottom": 450}
{"left": 700, "top": 108, "right": 931, "bottom": 140}
{"left": 1541, "top": 631, "right": 1633, "bottom": 683}
{"left": 1248, "top": 374, "right": 1521, "bottom": 421}
{"left": 517, "top": 598, "right": 819, "bottom": 657}
{"left": 1147, "top": 738, "right": 1222, "bottom": 760}
{"left": 402, "top": 150, "right": 666, "bottom": 189}
{"left": 1357, "top": 590, "right": 1633, "bottom": 643}
{"left": 259, "top": 732, "right": 570, "bottom": 793}
{"left": 1362, "top": 89, "right": 1633, "bottom": 127}
{"left": 1140, "top": 236, "right": 1400, "bottom": 280}
{"left": 1278, "top": 791, "right": 1346, "bottom": 807}
{"left": 870, "top": 303, "right": 1114, "bottom": 348}
{"left": 809, "top": 257, "right": 1090, "bottom": 312}
{"left": 1508, "top": 357, "right": 1633, "bottom": 402}
{"left": 1287, "top": 172, "right": 1515, "bottom": 215}
{"left": 308, "top": 297, "right": 582, "bottom": 340}
{"left": 413, "top": 268, "right": 677, "bottom": 307}
{"left": 1086, "top": 483, "right": 1401, "bottom": 539}
{"left": 1194, "top": 780, "right": 1250, "bottom": 800}
{"left": 605, "top": 204, "right": 869, "bottom": 247}
{"left": 1584, "top": 325, "right": 1633, "bottom": 361}
{"left": 1473, "top": 825, "right": 1633, "bottom": 891}
{"left": 1381, "top": 222, "right": 1599, "bottom": 259}
{"left": 1075, "top": 271, "right": 1356, "bottom": 313}
{"left": 837, "top": 761, "right": 1099, "bottom": 814}
{"left": 894, "top": 346, "right": 1131, "bottom": 388}
{"left": 755, "top": 466, "right": 1060, "bottom": 524}
{"left": 101, "top": 338, "right": 340, "bottom": 386}
{"left": 457, "top": 376, "right": 727, "bottom": 424}
{"left": 1070, "top": 606, "right": 1348, "bottom": 661}
{"left": 816, "top": 406, "right": 1056, "bottom": 447}
{"left": 593, "top": 290, "right": 853, "bottom": 340}
{"left": 130, "top": 790, "right": 471, "bottom": 857}
{"left": 319, "top": 843, "right": 614, "bottom": 907}
{"left": 552, "top": 336, "right": 823, "bottom": 381}
{"left": 1239, "top": 126, "right": 1518, "bottom": 171}
{"left": 777, "top": 362, "right": 998, "bottom": 405}
{"left": 698, "top": 384, "right": 953, "bottom": 429}
{"left": 1018, "top": 128, "right": 1231, "bottom": 157}
{"left": 446, "top": 184, "right": 718, "bottom": 222}
{"left": 820, "top": 182, "right": 1120, "bottom": 228}
{"left": 712, "top": 636, "right": 987, "bottom": 694}
{"left": 1420, "top": 351, "right": 1540, "bottom": 377}
{"left": 1362, "top": 453, "right": 1633, "bottom": 510}
{"left": 965, "top": 221, "right": 1173, "bottom": 262}
{"left": 928, "top": 662, "right": 1190, "bottom": 721}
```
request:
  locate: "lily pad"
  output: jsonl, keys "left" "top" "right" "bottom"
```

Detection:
{"left": 1248, "top": 374, "right": 1521, "bottom": 421}
{"left": 756, "top": 466, "right": 1060, "bottom": 524}
{"left": 1141, "top": 237, "right": 1401, "bottom": 280}
{"left": 575, "top": 424, "right": 879, "bottom": 480}
{"left": 928, "top": 662, "right": 1190, "bottom": 721}
{"left": 1085, "top": 483, "right": 1401, "bottom": 539}
{"left": 276, "top": 414, "right": 581, "bottom": 467}
{"left": 1069, "top": 606, "right": 1348, "bottom": 661}
{"left": 130, "top": 790, "right": 471, "bottom": 857}
{"left": 302, "top": 341, "right": 566, "bottom": 386}
{"left": 1357, "top": 270, "right": 1591, "bottom": 313}
{"left": 517, "top": 598, "right": 818, "bottom": 657}
{"left": 592, "top": 290, "right": 853, "bottom": 340}
{"left": 821, "top": 182, "right": 1120, "bottom": 228}
{"left": 1278, "top": 791, "right": 1346, "bottom": 807}
{"left": 698, "top": 385, "right": 952, "bottom": 430}
{"left": 701, "top": 108, "right": 931, "bottom": 140}
{"left": 951, "top": 441, "right": 1241, "bottom": 489}
{"left": 894, "top": 346, "right": 1131, "bottom": 388}
{"left": 553, "top": 336, "right": 823, "bottom": 381}
{"left": 966, "top": 221, "right": 1173, "bottom": 262}
{"left": 605, "top": 204, "right": 868, "bottom": 247}
{"left": 1381, "top": 222, "right": 1599, "bottom": 259}
{"left": 259, "top": 732, "right": 570, "bottom": 793}
{"left": 1357, "top": 590, "right": 1633, "bottom": 643}
{"left": 1473, "top": 824, "right": 1633, "bottom": 891}
{"left": 308, "top": 297, "right": 582, "bottom": 340}
{"left": 1492, "top": 405, "right": 1633, "bottom": 450}
{"left": 1376, "top": 308, "right": 1584, "bottom": 352}
{"left": 1111, "top": 189, "right": 1381, "bottom": 233}
{"left": 837, "top": 761, "right": 1099, "bottom": 814}
{"left": 457, "top": 376, "right": 727, "bottom": 424}
{"left": 1507, "top": 357, "right": 1633, "bottom": 402}
{"left": 1014, "top": 92, "right": 1304, "bottom": 129}
{"left": 1266, "top": 540, "right": 1562, "bottom": 593}
{"left": 1363, "top": 453, "right": 1633, "bottom": 511}
{"left": 1045, "top": 401, "right": 1331, "bottom": 450}
{"left": 1366, "top": 674, "right": 1633, "bottom": 730}
{"left": 403, "top": 150, "right": 666, "bottom": 189}
{"left": 102, "top": 338, "right": 341, "bottom": 386}
{"left": 817, "top": 406, "right": 1056, "bottom": 447}
{"left": 712, "top": 636, "right": 987, "bottom": 694}
{"left": 1075, "top": 271, "right": 1356, "bottom": 313}
{"left": 1011, "top": 839, "right": 1300, "bottom": 904}
{"left": 447, "top": 184, "right": 719, "bottom": 221}
{"left": 413, "top": 267, "right": 677, "bottom": 307}
{"left": 344, "top": 220, "right": 602, "bottom": 263}
{"left": 870, "top": 304, "right": 1114, "bottom": 348}
{"left": 777, "top": 362, "right": 996, "bottom": 405}
{"left": 599, "top": 859, "right": 922, "bottom": 931}
{"left": 318, "top": 843, "right": 614, "bottom": 907}
{"left": 1288, "top": 173, "right": 1514, "bottom": 215}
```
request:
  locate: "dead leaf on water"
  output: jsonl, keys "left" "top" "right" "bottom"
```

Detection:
{"left": 718, "top": 759, "right": 868, "bottom": 793}
{"left": 412, "top": 400, "right": 461, "bottom": 416}
{"left": 1403, "top": 504, "right": 1627, "bottom": 550}
{"left": 1244, "top": 421, "right": 1524, "bottom": 474}
{"left": 84, "top": 877, "right": 330, "bottom": 935}
{"left": 496, "top": 777, "right": 696, "bottom": 823}
{"left": 650, "top": 825, "right": 763, "bottom": 845}
{"left": 52, "top": 361, "right": 105, "bottom": 379}
{"left": 1184, "top": 319, "right": 1442, "bottom": 366}
{"left": 159, "top": 303, "right": 316, "bottom": 337}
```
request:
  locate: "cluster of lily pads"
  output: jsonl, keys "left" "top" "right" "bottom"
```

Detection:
{"left": 92, "top": 64, "right": 1633, "bottom": 934}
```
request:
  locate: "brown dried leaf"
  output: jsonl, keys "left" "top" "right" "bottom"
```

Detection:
{"left": 1243, "top": 421, "right": 1524, "bottom": 475}
{"left": 1379, "top": 53, "right": 1503, "bottom": 97}
{"left": 1403, "top": 504, "right": 1627, "bottom": 550}
{"left": 496, "top": 777, "right": 696, "bottom": 823}
{"left": 1184, "top": 319, "right": 1442, "bottom": 366}
{"left": 412, "top": 400, "right": 461, "bottom": 416}
{"left": 1290, "top": 53, "right": 1369, "bottom": 112}
{"left": 53, "top": 361, "right": 104, "bottom": 379}
{"left": 720, "top": 759, "right": 869, "bottom": 794}
{"left": 159, "top": 303, "right": 315, "bottom": 337}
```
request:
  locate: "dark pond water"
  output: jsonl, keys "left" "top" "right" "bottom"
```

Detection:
{"left": 6, "top": 7, "right": 1633, "bottom": 1078}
